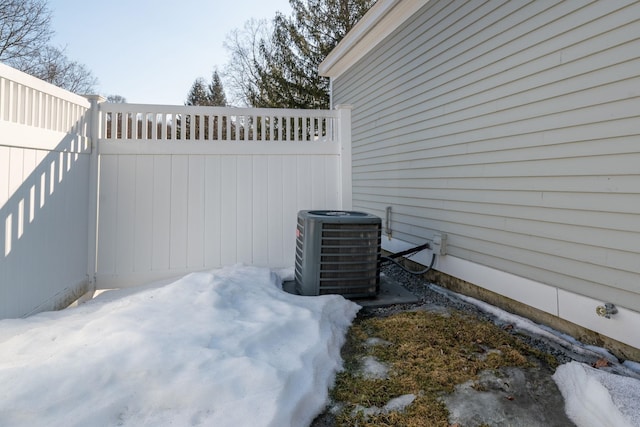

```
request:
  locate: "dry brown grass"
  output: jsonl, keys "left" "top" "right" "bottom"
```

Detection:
{"left": 330, "top": 309, "right": 551, "bottom": 427}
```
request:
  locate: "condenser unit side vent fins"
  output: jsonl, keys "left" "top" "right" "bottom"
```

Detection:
{"left": 294, "top": 210, "right": 381, "bottom": 298}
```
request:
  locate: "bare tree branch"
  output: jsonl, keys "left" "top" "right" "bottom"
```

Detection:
{"left": 29, "top": 46, "right": 98, "bottom": 94}
{"left": 0, "top": 0, "right": 52, "bottom": 64}
{"left": 0, "top": 0, "right": 97, "bottom": 94}
{"left": 222, "top": 18, "right": 272, "bottom": 107}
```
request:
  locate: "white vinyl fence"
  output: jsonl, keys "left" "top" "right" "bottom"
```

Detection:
{"left": 0, "top": 63, "right": 94, "bottom": 318}
{"left": 1, "top": 62, "right": 351, "bottom": 316}
{"left": 95, "top": 104, "right": 352, "bottom": 288}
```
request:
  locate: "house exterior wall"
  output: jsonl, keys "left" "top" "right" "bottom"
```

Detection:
{"left": 329, "top": 1, "right": 640, "bottom": 346}
{"left": 0, "top": 63, "right": 92, "bottom": 318}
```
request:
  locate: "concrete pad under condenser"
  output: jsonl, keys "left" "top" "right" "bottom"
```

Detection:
{"left": 281, "top": 274, "right": 419, "bottom": 308}
{"left": 282, "top": 280, "right": 298, "bottom": 295}
{"left": 355, "top": 274, "right": 420, "bottom": 307}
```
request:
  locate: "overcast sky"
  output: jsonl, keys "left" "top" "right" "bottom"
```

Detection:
{"left": 47, "top": 0, "right": 291, "bottom": 105}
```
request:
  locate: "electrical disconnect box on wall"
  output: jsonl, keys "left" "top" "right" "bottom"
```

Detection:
{"left": 432, "top": 232, "right": 447, "bottom": 256}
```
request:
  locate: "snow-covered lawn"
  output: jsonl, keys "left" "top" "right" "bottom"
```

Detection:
{"left": 0, "top": 265, "right": 359, "bottom": 427}
{"left": 0, "top": 265, "right": 639, "bottom": 427}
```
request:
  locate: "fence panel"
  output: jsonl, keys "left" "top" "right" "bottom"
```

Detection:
{"left": 0, "top": 65, "right": 351, "bottom": 310}
{"left": 0, "top": 63, "right": 92, "bottom": 318}
{"left": 95, "top": 104, "right": 349, "bottom": 288}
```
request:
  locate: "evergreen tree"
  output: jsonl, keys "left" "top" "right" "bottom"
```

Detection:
{"left": 106, "top": 95, "right": 126, "bottom": 103}
{"left": 208, "top": 71, "right": 227, "bottom": 106}
{"left": 184, "top": 73, "right": 228, "bottom": 139}
{"left": 185, "top": 77, "right": 210, "bottom": 106}
{"left": 250, "top": 0, "right": 374, "bottom": 109}
{"left": 186, "top": 72, "right": 227, "bottom": 106}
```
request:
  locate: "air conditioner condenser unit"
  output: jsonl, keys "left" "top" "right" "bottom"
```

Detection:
{"left": 295, "top": 210, "right": 381, "bottom": 298}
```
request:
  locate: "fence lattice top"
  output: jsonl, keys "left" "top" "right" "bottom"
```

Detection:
{"left": 99, "top": 104, "right": 338, "bottom": 143}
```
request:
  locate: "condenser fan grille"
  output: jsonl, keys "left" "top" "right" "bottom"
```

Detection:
{"left": 295, "top": 210, "right": 381, "bottom": 298}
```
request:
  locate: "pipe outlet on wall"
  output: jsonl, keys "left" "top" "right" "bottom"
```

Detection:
{"left": 595, "top": 303, "right": 618, "bottom": 319}
{"left": 385, "top": 206, "right": 392, "bottom": 240}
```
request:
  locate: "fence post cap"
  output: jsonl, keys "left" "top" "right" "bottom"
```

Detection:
{"left": 84, "top": 94, "right": 106, "bottom": 103}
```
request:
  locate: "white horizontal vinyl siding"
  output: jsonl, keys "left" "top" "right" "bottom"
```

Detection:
{"left": 333, "top": 0, "right": 640, "bottom": 310}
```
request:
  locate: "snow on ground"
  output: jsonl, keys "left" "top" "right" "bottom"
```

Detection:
{"left": 553, "top": 361, "right": 640, "bottom": 427}
{"left": 1, "top": 266, "right": 640, "bottom": 427}
{"left": 0, "top": 265, "right": 360, "bottom": 427}
{"left": 429, "top": 283, "right": 640, "bottom": 427}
